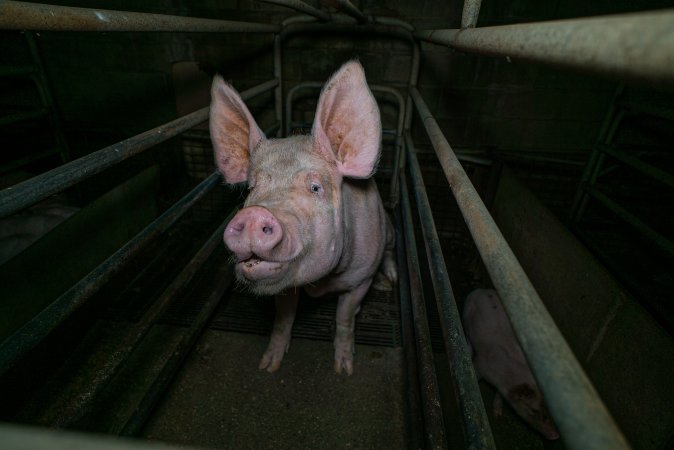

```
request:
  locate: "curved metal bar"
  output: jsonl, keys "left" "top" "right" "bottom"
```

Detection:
{"left": 0, "top": 0, "right": 279, "bottom": 32}
{"left": 258, "top": 0, "right": 331, "bottom": 21}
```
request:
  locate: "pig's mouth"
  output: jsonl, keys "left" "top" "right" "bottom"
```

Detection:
{"left": 236, "top": 254, "right": 285, "bottom": 282}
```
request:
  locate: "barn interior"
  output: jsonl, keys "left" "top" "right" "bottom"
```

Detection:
{"left": 0, "top": 1, "right": 673, "bottom": 449}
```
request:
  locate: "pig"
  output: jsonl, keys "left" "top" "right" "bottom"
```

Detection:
{"left": 463, "top": 288, "right": 560, "bottom": 440}
{"left": 209, "top": 61, "right": 397, "bottom": 375}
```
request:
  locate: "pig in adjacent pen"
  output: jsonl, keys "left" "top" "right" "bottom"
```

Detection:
{"left": 463, "top": 288, "right": 560, "bottom": 440}
{"left": 209, "top": 61, "right": 397, "bottom": 375}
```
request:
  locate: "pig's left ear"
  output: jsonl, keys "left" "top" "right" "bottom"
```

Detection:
{"left": 210, "top": 75, "right": 265, "bottom": 184}
{"left": 312, "top": 61, "right": 381, "bottom": 179}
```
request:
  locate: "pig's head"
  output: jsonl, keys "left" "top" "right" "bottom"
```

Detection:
{"left": 209, "top": 61, "right": 381, "bottom": 295}
{"left": 507, "top": 383, "right": 560, "bottom": 440}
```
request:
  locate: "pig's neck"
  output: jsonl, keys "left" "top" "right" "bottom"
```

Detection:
{"left": 305, "top": 178, "right": 386, "bottom": 297}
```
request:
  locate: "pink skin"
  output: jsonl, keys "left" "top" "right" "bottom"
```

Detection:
{"left": 463, "top": 289, "right": 560, "bottom": 440}
{"left": 210, "top": 61, "right": 397, "bottom": 375}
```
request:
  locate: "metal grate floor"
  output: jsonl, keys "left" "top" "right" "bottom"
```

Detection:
{"left": 161, "top": 285, "right": 402, "bottom": 348}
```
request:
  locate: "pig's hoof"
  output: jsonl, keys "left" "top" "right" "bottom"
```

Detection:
{"left": 333, "top": 341, "right": 355, "bottom": 375}
{"left": 372, "top": 271, "right": 392, "bottom": 291}
{"left": 258, "top": 339, "right": 289, "bottom": 373}
{"left": 334, "top": 353, "right": 354, "bottom": 375}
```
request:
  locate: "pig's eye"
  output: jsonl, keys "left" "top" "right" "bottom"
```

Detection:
{"left": 310, "top": 182, "right": 322, "bottom": 194}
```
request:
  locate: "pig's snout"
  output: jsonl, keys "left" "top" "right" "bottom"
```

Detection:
{"left": 224, "top": 206, "right": 283, "bottom": 261}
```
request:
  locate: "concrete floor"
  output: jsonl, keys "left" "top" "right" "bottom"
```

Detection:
{"left": 142, "top": 330, "right": 408, "bottom": 449}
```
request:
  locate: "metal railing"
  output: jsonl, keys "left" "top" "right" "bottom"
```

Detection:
{"left": 2, "top": 1, "right": 664, "bottom": 448}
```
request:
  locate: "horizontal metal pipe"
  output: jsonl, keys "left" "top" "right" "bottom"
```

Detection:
{"left": 409, "top": 86, "right": 631, "bottom": 450}
{"left": 258, "top": 0, "right": 330, "bottom": 21}
{"left": 601, "top": 146, "right": 674, "bottom": 190}
{"left": 585, "top": 186, "right": 674, "bottom": 257}
{"left": 405, "top": 132, "right": 496, "bottom": 450}
{"left": 400, "top": 173, "right": 447, "bottom": 450}
{"left": 0, "top": 172, "right": 221, "bottom": 376}
{"left": 416, "top": 10, "right": 674, "bottom": 87}
{"left": 120, "top": 259, "right": 234, "bottom": 436}
{"left": 0, "top": 78, "right": 278, "bottom": 218}
{"left": 0, "top": 0, "right": 279, "bottom": 32}
{"left": 52, "top": 218, "right": 228, "bottom": 428}
{"left": 461, "top": 0, "right": 481, "bottom": 28}
{"left": 284, "top": 82, "right": 404, "bottom": 140}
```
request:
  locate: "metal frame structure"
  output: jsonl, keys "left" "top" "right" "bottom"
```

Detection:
{"left": 1, "top": 0, "right": 670, "bottom": 448}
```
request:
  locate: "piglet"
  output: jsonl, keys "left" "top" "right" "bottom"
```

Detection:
{"left": 463, "top": 288, "right": 560, "bottom": 440}
{"left": 209, "top": 61, "right": 396, "bottom": 375}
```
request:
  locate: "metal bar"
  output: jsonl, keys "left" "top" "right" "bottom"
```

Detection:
{"left": 258, "top": 0, "right": 330, "bottom": 21}
{"left": 26, "top": 31, "right": 71, "bottom": 163}
{"left": 0, "top": 172, "right": 221, "bottom": 377}
{"left": 392, "top": 206, "right": 424, "bottom": 450}
{"left": 120, "top": 259, "right": 235, "bottom": 435}
{"left": 273, "top": 34, "right": 283, "bottom": 137}
{"left": 461, "top": 0, "right": 481, "bottom": 28}
{"left": 0, "top": 423, "right": 187, "bottom": 450}
{"left": 0, "top": 0, "right": 279, "bottom": 32}
{"left": 281, "top": 19, "right": 414, "bottom": 44}
{"left": 0, "top": 148, "right": 61, "bottom": 175}
{"left": 284, "top": 83, "right": 404, "bottom": 141}
{"left": 410, "top": 86, "right": 631, "bottom": 450}
{"left": 400, "top": 172, "right": 447, "bottom": 450}
{"left": 621, "top": 98, "right": 674, "bottom": 122}
{"left": 585, "top": 186, "right": 674, "bottom": 257}
{"left": 568, "top": 87, "right": 625, "bottom": 225}
{"left": 405, "top": 132, "right": 496, "bottom": 450}
{"left": 53, "top": 218, "right": 228, "bottom": 428}
{"left": 0, "top": 65, "right": 35, "bottom": 77}
{"left": 416, "top": 10, "right": 674, "bottom": 88}
{"left": 0, "top": 108, "right": 47, "bottom": 125}
{"left": 0, "top": 78, "right": 278, "bottom": 218}
{"left": 335, "top": 0, "right": 367, "bottom": 23}
{"left": 601, "top": 146, "right": 674, "bottom": 190}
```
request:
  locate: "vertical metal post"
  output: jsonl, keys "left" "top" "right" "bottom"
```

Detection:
{"left": 461, "top": 0, "right": 482, "bottom": 28}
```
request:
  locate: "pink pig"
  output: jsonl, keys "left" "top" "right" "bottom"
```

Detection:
{"left": 463, "top": 288, "right": 560, "bottom": 440}
{"left": 209, "top": 61, "right": 396, "bottom": 375}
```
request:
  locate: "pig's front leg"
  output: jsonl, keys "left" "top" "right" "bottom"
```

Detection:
{"left": 334, "top": 280, "right": 371, "bottom": 375}
{"left": 259, "top": 290, "right": 299, "bottom": 372}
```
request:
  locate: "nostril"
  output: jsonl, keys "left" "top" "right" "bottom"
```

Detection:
{"left": 262, "top": 225, "right": 273, "bottom": 235}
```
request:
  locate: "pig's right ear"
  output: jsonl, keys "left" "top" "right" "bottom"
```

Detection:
{"left": 209, "top": 75, "right": 265, "bottom": 184}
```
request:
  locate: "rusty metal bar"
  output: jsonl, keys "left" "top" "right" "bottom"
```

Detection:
{"left": 461, "top": 0, "right": 481, "bottom": 28}
{"left": 410, "top": 86, "right": 631, "bottom": 450}
{"left": 49, "top": 218, "right": 228, "bottom": 428}
{"left": 416, "top": 10, "right": 674, "bottom": 87}
{"left": 392, "top": 207, "right": 424, "bottom": 449}
{"left": 584, "top": 186, "right": 674, "bottom": 257}
{"left": 405, "top": 132, "right": 496, "bottom": 450}
{"left": 120, "top": 259, "right": 234, "bottom": 435}
{"left": 284, "top": 82, "right": 404, "bottom": 140}
{"left": 0, "top": 172, "right": 221, "bottom": 377}
{"left": 0, "top": 0, "right": 279, "bottom": 32}
{"left": 601, "top": 146, "right": 674, "bottom": 190}
{"left": 400, "top": 172, "right": 447, "bottom": 450}
{"left": 0, "top": 78, "right": 278, "bottom": 218}
{"left": 335, "top": 0, "right": 367, "bottom": 23}
{"left": 258, "top": 0, "right": 330, "bottom": 21}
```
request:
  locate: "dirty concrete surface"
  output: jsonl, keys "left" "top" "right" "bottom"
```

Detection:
{"left": 142, "top": 331, "right": 408, "bottom": 449}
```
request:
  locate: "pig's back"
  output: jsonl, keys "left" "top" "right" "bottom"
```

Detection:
{"left": 463, "top": 289, "right": 529, "bottom": 385}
